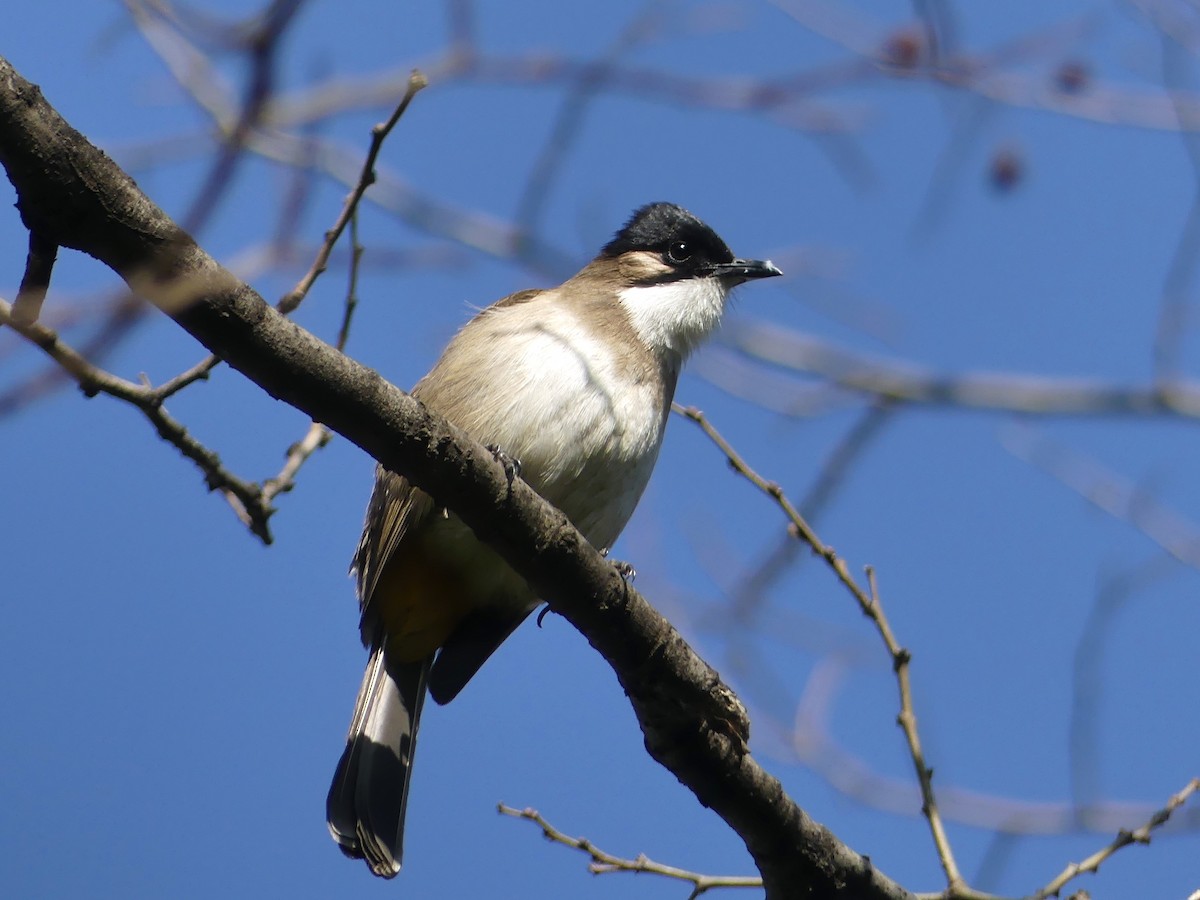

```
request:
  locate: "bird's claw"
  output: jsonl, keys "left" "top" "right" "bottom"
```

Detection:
{"left": 487, "top": 444, "right": 523, "bottom": 491}
{"left": 601, "top": 548, "right": 636, "bottom": 581}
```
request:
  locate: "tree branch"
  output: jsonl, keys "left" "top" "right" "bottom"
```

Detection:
{"left": 675, "top": 405, "right": 969, "bottom": 897}
{"left": 719, "top": 319, "right": 1200, "bottom": 419}
{"left": 1033, "top": 777, "right": 1200, "bottom": 899}
{"left": 0, "top": 55, "right": 910, "bottom": 900}
{"left": 498, "top": 804, "right": 764, "bottom": 897}
{"left": 0, "top": 293, "right": 276, "bottom": 540}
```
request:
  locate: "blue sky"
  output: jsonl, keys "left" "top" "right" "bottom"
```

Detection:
{"left": 3, "top": 2, "right": 1199, "bottom": 898}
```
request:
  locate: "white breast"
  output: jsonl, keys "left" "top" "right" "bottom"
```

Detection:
{"left": 421, "top": 299, "right": 672, "bottom": 551}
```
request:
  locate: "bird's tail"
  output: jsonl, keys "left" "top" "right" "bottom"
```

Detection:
{"left": 327, "top": 647, "right": 431, "bottom": 878}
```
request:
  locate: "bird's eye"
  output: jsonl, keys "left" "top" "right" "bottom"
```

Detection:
{"left": 667, "top": 240, "right": 691, "bottom": 264}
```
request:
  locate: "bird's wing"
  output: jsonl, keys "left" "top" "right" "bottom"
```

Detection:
{"left": 352, "top": 466, "right": 436, "bottom": 640}
{"left": 427, "top": 603, "right": 538, "bottom": 705}
{"left": 350, "top": 285, "right": 549, "bottom": 643}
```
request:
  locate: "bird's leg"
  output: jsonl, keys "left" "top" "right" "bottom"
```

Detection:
{"left": 537, "top": 556, "right": 635, "bottom": 630}
{"left": 486, "top": 444, "right": 522, "bottom": 492}
{"left": 601, "top": 547, "right": 636, "bottom": 581}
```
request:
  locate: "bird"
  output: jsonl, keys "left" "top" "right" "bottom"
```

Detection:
{"left": 326, "top": 202, "right": 781, "bottom": 877}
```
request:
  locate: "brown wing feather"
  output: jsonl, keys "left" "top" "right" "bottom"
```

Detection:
{"left": 351, "top": 286, "right": 557, "bottom": 652}
{"left": 351, "top": 466, "right": 436, "bottom": 645}
{"left": 352, "top": 286, "right": 549, "bottom": 612}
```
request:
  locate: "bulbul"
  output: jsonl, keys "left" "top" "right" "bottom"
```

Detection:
{"left": 326, "top": 202, "right": 781, "bottom": 877}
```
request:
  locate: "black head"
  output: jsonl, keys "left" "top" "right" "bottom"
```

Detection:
{"left": 602, "top": 202, "right": 733, "bottom": 276}
{"left": 600, "top": 202, "right": 781, "bottom": 285}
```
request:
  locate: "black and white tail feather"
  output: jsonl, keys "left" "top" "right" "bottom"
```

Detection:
{"left": 326, "top": 648, "right": 430, "bottom": 877}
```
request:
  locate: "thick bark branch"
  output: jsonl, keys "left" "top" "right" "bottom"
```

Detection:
{"left": 0, "top": 56, "right": 911, "bottom": 900}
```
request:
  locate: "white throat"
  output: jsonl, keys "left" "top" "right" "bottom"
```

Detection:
{"left": 617, "top": 277, "right": 730, "bottom": 360}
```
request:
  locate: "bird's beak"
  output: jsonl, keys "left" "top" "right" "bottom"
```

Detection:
{"left": 707, "top": 258, "right": 783, "bottom": 285}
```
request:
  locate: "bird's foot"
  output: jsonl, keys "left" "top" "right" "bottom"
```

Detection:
{"left": 601, "top": 548, "right": 636, "bottom": 581}
{"left": 486, "top": 444, "right": 523, "bottom": 492}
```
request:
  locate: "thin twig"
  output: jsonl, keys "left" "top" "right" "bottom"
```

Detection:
{"left": 3, "top": 67, "right": 425, "bottom": 543}
{"left": 128, "top": 70, "right": 411, "bottom": 519}
{"left": 0, "top": 295, "right": 274, "bottom": 542}
{"left": 259, "top": 205, "right": 367, "bottom": 504}
{"left": 732, "top": 399, "right": 895, "bottom": 620}
{"left": 1033, "top": 778, "right": 1200, "bottom": 899}
{"left": 261, "top": 163, "right": 371, "bottom": 503}
{"left": 11, "top": 232, "right": 58, "bottom": 325}
{"left": 156, "top": 354, "right": 223, "bottom": 400}
{"left": 1151, "top": 30, "right": 1200, "bottom": 380}
{"left": 277, "top": 69, "right": 427, "bottom": 314}
{"left": 675, "top": 403, "right": 968, "bottom": 897}
{"left": 1067, "top": 558, "right": 1178, "bottom": 815}
{"left": 498, "top": 805, "right": 762, "bottom": 899}
{"left": 129, "top": 0, "right": 306, "bottom": 234}
{"left": 335, "top": 208, "right": 363, "bottom": 352}
{"left": 263, "top": 27, "right": 1200, "bottom": 135}
{"left": 261, "top": 420, "right": 331, "bottom": 506}
{"left": 778, "top": 646, "right": 1200, "bottom": 839}
{"left": 679, "top": 406, "right": 1193, "bottom": 895}
{"left": 446, "top": 0, "right": 475, "bottom": 55}
{"left": 513, "top": 2, "right": 666, "bottom": 234}
{"left": 719, "top": 319, "right": 1200, "bottom": 419}
{"left": 41, "top": 0, "right": 305, "bottom": 407}
{"left": 863, "top": 566, "right": 961, "bottom": 896}
{"left": 1005, "top": 426, "right": 1200, "bottom": 572}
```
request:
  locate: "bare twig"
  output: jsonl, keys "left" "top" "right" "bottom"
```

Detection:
{"left": 156, "top": 353, "right": 223, "bottom": 400}
{"left": 446, "top": 0, "right": 475, "bottom": 53}
{"left": 674, "top": 403, "right": 970, "bottom": 897}
{"left": 261, "top": 420, "right": 331, "bottom": 507}
{"left": 1067, "top": 560, "right": 1176, "bottom": 813}
{"left": 0, "top": 295, "right": 274, "bottom": 541}
{"left": 11, "top": 232, "right": 58, "bottom": 325}
{"left": 1033, "top": 778, "right": 1200, "bottom": 899}
{"left": 775, "top": 649, "right": 1200, "bottom": 838}
{"left": 336, "top": 208, "right": 363, "bottom": 353}
{"left": 1151, "top": 28, "right": 1200, "bottom": 380}
{"left": 35, "top": 0, "right": 309, "bottom": 408}
{"left": 111, "top": 21, "right": 581, "bottom": 278}
{"left": 775, "top": 1, "right": 1200, "bottom": 132}
{"left": 514, "top": 2, "right": 666, "bottom": 234}
{"left": 277, "top": 69, "right": 427, "bottom": 314}
{"left": 2, "top": 64, "right": 426, "bottom": 542}
{"left": 863, "top": 567, "right": 965, "bottom": 897}
{"left": 731, "top": 400, "right": 895, "bottom": 621}
{"left": 259, "top": 26, "right": 1200, "bottom": 136}
{"left": 739, "top": 643, "right": 1200, "bottom": 840}
{"left": 134, "top": 71, "right": 418, "bottom": 520}
{"left": 259, "top": 206, "right": 367, "bottom": 506}
{"left": 719, "top": 320, "right": 1200, "bottom": 419}
{"left": 1005, "top": 426, "right": 1200, "bottom": 571}
{"left": 498, "top": 805, "right": 762, "bottom": 899}
{"left": 128, "top": 0, "right": 306, "bottom": 233}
